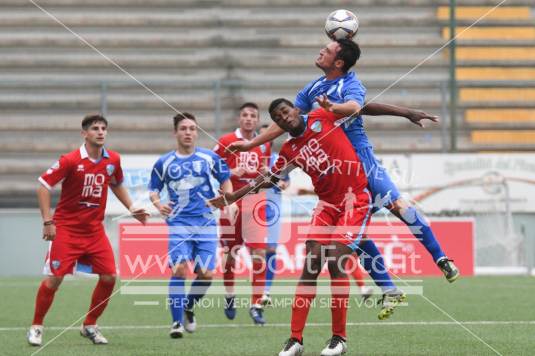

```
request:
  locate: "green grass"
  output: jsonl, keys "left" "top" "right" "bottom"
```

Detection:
{"left": 2, "top": 276, "right": 535, "bottom": 355}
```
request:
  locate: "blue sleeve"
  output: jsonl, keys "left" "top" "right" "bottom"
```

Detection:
{"left": 211, "top": 153, "right": 231, "bottom": 184}
{"left": 343, "top": 79, "right": 366, "bottom": 106}
{"left": 148, "top": 158, "right": 165, "bottom": 193}
{"left": 295, "top": 80, "right": 315, "bottom": 113}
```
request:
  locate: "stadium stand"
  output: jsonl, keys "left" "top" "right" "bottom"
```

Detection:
{"left": 438, "top": 2, "right": 535, "bottom": 148}
{"left": 0, "top": 0, "right": 533, "bottom": 206}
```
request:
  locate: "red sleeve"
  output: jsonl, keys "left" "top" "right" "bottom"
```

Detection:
{"left": 38, "top": 155, "right": 73, "bottom": 190}
{"left": 213, "top": 137, "right": 228, "bottom": 159}
{"left": 111, "top": 154, "right": 124, "bottom": 186}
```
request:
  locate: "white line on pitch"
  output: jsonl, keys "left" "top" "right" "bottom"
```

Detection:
{"left": 3, "top": 320, "right": 535, "bottom": 332}
{"left": 133, "top": 301, "right": 160, "bottom": 306}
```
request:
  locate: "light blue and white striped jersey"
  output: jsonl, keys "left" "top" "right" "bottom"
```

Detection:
{"left": 149, "top": 148, "right": 230, "bottom": 221}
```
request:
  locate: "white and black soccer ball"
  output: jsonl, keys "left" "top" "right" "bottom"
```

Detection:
{"left": 325, "top": 9, "right": 359, "bottom": 40}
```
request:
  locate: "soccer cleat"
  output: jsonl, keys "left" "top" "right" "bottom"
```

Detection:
{"left": 249, "top": 305, "right": 266, "bottom": 325}
{"left": 437, "top": 257, "right": 460, "bottom": 283}
{"left": 27, "top": 325, "right": 43, "bottom": 346}
{"left": 80, "top": 324, "right": 108, "bottom": 344}
{"left": 260, "top": 293, "right": 273, "bottom": 307}
{"left": 320, "top": 335, "right": 347, "bottom": 356}
{"left": 169, "top": 321, "right": 185, "bottom": 339}
{"left": 378, "top": 290, "right": 407, "bottom": 320}
{"left": 224, "top": 295, "right": 236, "bottom": 320}
{"left": 184, "top": 308, "right": 196, "bottom": 333}
{"left": 278, "top": 338, "right": 304, "bottom": 356}
{"left": 360, "top": 286, "right": 374, "bottom": 301}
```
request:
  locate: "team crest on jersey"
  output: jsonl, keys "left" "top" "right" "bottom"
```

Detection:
{"left": 51, "top": 260, "right": 60, "bottom": 270}
{"left": 77, "top": 164, "right": 84, "bottom": 172}
{"left": 260, "top": 144, "right": 266, "bottom": 154}
{"left": 192, "top": 160, "right": 203, "bottom": 174}
{"left": 311, "top": 121, "right": 322, "bottom": 133}
{"left": 106, "top": 164, "right": 115, "bottom": 176}
{"left": 47, "top": 160, "right": 60, "bottom": 175}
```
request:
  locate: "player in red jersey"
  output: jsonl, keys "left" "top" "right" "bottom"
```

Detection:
{"left": 209, "top": 98, "right": 374, "bottom": 356}
{"left": 214, "top": 102, "right": 272, "bottom": 324}
{"left": 27, "top": 114, "right": 148, "bottom": 347}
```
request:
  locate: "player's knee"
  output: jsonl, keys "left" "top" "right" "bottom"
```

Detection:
{"left": 390, "top": 197, "right": 410, "bottom": 213}
{"left": 327, "top": 260, "right": 347, "bottom": 278}
{"left": 172, "top": 264, "right": 187, "bottom": 278}
{"left": 100, "top": 274, "right": 116, "bottom": 284}
{"left": 45, "top": 276, "right": 63, "bottom": 289}
{"left": 197, "top": 269, "right": 213, "bottom": 281}
{"left": 251, "top": 248, "right": 265, "bottom": 258}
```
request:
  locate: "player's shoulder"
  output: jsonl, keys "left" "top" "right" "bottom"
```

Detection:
{"left": 154, "top": 150, "right": 175, "bottom": 166}
{"left": 218, "top": 131, "right": 238, "bottom": 143}
{"left": 195, "top": 147, "right": 220, "bottom": 161}
{"left": 105, "top": 148, "right": 121, "bottom": 161}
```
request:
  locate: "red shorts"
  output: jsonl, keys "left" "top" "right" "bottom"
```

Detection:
{"left": 306, "top": 189, "right": 372, "bottom": 250}
{"left": 219, "top": 194, "right": 267, "bottom": 250}
{"left": 44, "top": 227, "right": 116, "bottom": 276}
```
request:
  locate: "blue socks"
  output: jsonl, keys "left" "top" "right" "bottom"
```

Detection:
{"left": 264, "top": 251, "right": 277, "bottom": 294}
{"left": 357, "top": 239, "right": 396, "bottom": 292}
{"left": 185, "top": 278, "right": 212, "bottom": 310}
{"left": 400, "top": 207, "right": 446, "bottom": 262}
{"left": 169, "top": 277, "right": 185, "bottom": 323}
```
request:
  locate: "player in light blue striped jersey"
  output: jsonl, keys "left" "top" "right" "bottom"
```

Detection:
{"left": 149, "top": 112, "right": 232, "bottom": 339}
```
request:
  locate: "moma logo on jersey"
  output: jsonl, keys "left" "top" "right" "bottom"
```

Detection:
{"left": 82, "top": 173, "right": 105, "bottom": 198}
{"left": 293, "top": 138, "right": 362, "bottom": 177}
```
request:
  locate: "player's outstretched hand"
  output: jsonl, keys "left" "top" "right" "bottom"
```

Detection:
{"left": 207, "top": 189, "right": 234, "bottom": 209}
{"left": 42, "top": 223, "right": 56, "bottom": 241}
{"left": 407, "top": 109, "right": 439, "bottom": 128}
{"left": 316, "top": 95, "right": 334, "bottom": 112}
{"left": 130, "top": 206, "right": 150, "bottom": 225}
{"left": 226, "top": 141, "right": 251, "bottom": 153}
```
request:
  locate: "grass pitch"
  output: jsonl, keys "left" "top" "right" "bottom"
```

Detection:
{"left": 1, "top": 276, "right": 535, "bottom": 355}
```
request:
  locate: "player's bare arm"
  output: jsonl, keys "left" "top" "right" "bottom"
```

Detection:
{"left": 227, "top": 123, "right": 284, "bottom": 153}
{"left": 316, "top": 95, "right": 362, "bottom": 117}
{"left": 37, "top": 184, "right": 56, "bottom": 241}
{"left": 361, "top": 102, "right": 439, "bottom": 128}
{"left": 208, "top": 174, "right": 279, "bottom": 209}
{"left": 110, "top": 184, "right": 148, "bottom": 224}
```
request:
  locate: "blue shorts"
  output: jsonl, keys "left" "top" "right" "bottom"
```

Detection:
{"left": 265, "top": 190, "right": 283, "bottom": 248}
{"left": 355, "top": 146, "right": 401, "bottom": 213}
{"left": 167, "top": 216, "right": 218, "bottom": 271}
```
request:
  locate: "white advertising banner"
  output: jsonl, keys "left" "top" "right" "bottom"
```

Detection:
{"left": 107, "top": 153, "right": 535, "bottom": 215}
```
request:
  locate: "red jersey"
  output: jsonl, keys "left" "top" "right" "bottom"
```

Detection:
{"left": 272, "top": 108, "right": 368, "bottom": 205}
{"left": 214, "top": 128, "right": 271, "bottom": 190}
{"left": 39, "top": 144, "right": 124, "bottom": 236}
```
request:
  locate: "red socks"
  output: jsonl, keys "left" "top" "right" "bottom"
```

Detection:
{"left": 251, "top": 258, "right": 266, "bottom": 305}
{"left": 83, "top": 278, "right": 115, "bottom": 326}
{"left": 290, "top": 283, "right": 317, "bottom": 342}
{"left": 331, "top": 278, "right": 350, "bottom": 339}
{"left": 32, "top": 280, "right": 58, "bottom": 325}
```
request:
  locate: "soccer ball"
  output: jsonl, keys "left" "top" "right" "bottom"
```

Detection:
{"left": 324, "top": 9, "right": 359, "bottom": 40}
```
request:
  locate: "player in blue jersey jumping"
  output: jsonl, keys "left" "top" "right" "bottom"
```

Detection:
{"left": 149, "top": 112, "right": 232, "bottom": 338}
{"left": 230, "top": 39, "right": 459, "bottom": 319}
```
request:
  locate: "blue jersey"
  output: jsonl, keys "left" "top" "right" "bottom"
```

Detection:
{"left": 149, "top": 148, "right": 230, "bottom": 222}
{"left": 295, "top": 71, "right": 370, "bottom": 149}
